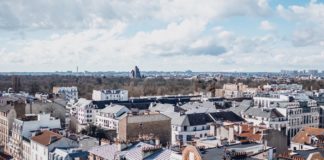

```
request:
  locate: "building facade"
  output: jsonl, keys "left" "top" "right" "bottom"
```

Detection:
{"left": 53, "top": 86, "right": 78, "bottom": 100}
{"left": 9, "top": 114, "right": 61, "bottom": 160}
{"left": 92, "top": 89, "right": 128, "bottom": 101}
{"left": 118, "top": 113, "right": 171, "bottom": 146}
{"left": 0, "top": 105, "right": 17, "bottom": 152}
{"left": 95, "top": 104, "right": 130, "bottom": 130}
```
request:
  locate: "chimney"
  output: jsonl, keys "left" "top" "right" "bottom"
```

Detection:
{"left": 238, "top": 125, "right": 242, "bottom": 134}
{"left": 155, "top": 138, "right": 160, "bottom": 146}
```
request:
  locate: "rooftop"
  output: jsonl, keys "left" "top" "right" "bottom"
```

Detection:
{"left": 31, "top": 130, "right": 63, "bottom": 146}
{"left": 292, "top": 127, "right": 324, "bottom": 144}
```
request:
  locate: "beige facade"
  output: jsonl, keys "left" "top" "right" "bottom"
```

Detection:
{"left": 118, "top": 113, "right": 171, "bottom": 146}
{"left": 0, "top": 105, "right": 17, "bottom": 153}
{"left": 215, "top": 83, "right": 258, "bottom": 98}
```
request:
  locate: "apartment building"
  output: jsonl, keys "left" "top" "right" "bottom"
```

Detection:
{"left": 290, "top": 127, "right": 324, "bottom": 151}
{"left": 263, "top": 84, "right": 303, "bottom": 91}
{"left": 253, "top": 94, "right": 290, "bottom": 108}
{"left": 0, "top": 104, "right": 17, "bottom": 152}
{"left": 92, "top": 89, "right": 128, "bottom": 101}
{"left": 53, "top": 86, "right": 78, "bottom": 100}
{"left": 30, "top": 130, "right": 78, "bottom": 160}
{"left": 118, "top": 113, "right": 171, "bottom": 146}
{"left": 215, "top": 83, "right": 259, "bottom": 98}
{"left": 240, "top": 107, "right": 288, "bottom": 131}
{"left": 9, "top": 114, "right": 61, "bottom": 160}
{"left": 95, "top": 104, "right": 130, "bottom": 130}
{"left": 276, "top": 101, "right": 320, "bottom": 139}
{"left": 71, "top": 98, "right": 95, "bottom": 124}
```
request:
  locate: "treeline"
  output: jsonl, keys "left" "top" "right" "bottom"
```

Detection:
{"left": 0, "top": 75, "right": 324, "bottom": 99}
{"left": 0, "top": 76, "right": 210, "bottom": 98}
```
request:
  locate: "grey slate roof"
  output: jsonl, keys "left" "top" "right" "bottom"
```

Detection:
{"left": 209, "top": 111, "right": 245, "bottom": 122}
{"left": 149, "top": 103, "right": 175, "bottom": 113}
{"left": 294, "top": 149, "right": 324, "bottom": 159}
{"left": 99, "top": 104, "right": 129, "bottom": 114}
{"left": 243, "top": 108, "right": 285, "bottom": 118}
{"left": 229, "top": 100, "right": 252, "bottom": 116}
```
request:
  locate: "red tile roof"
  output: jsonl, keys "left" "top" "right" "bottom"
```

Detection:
{"left": 292, "top": 127, "right": 324, "bottom": 144}
{"left": 31, "top": 130, "right": 63, "bottom": 146}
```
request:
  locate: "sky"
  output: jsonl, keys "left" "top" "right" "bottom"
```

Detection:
{"left": 0, "top": 0, "right": 323, "bottom": 72}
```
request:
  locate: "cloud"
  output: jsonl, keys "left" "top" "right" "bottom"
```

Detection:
{"left": 276, "top": 1, "right": 324, "bottom": 46}
{"left": 1, "top": 0, "right": 324, "bottom": 72}
{"left": 260, "top": 20, "right": 275, "bottom": 30}
{"left": 0, "top": 0, "right": 270, "bottom": 30}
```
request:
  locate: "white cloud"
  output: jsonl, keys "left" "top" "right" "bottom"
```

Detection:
{"left": 0, "top": 0, "right": 270, "bottom": 29}
{"left": 260, "top": 20, "right": 275, "bottom": 30}
{"left": 277, "top": 1, "right": 324, "bottom": 46}
{"left": 1, "top": 0, "right": 324, "bottom": 72}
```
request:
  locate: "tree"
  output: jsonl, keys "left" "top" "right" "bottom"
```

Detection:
{"left": 30, "top": 82, "right": 40, "bottom": 94}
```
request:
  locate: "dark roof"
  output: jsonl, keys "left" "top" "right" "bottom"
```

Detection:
{"left": 187, "top": 113, "right": 214, "bottom": 126}
{"left": 68, "top": 150, "right": 89, "bottom": 159}
{"left": 209, "top": 111, "right": 245, "bottom": 122}
{"left": 200, "top": 147, "right": 224, "bottom": 160}
{"left": 294, "top": 149, "right": 324, "bottom": 159}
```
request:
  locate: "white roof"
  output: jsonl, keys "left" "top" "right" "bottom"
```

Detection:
{"left": 99, "top": 104, "right": 130, "bottom": 114}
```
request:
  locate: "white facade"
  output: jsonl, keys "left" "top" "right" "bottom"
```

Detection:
{"left": 22, "top": 139, "right": 31, "bottom": 160}
{"left": 72, "top": 98, "right": 95, "bottom": 124}
{"left": 31, "top": 140, "right": 49, "bottom": 160}
{"left": 95, "top": 104, "right": 130, "bottom": 130}
{"left": 172, "top": 123, "right": 211, "bottom": 145}
{"left": 241, "top": 108, "right": 288, "bottom": 131}
{"left": 263, "top": 84, "right": 303, "bottom": 91}
{"left": 9, "top": 114, "right": 61, "bottom": 160}
{"left": 276, "top": 101, "right": 320, "bottom": 139}
{"left": 31, "top": 136, "right": 78, "bottom": 160}
{"left": 53, "top": 86, "right": 78, "bottom": 100}
{"left": 35, "top": 93, "right": 49, "bottom": 101}
{"left": 92, "top": 89, "right": 128, "bottom": 101}
{"left": 253, "top": 94, "right": 290, "bottom": 108}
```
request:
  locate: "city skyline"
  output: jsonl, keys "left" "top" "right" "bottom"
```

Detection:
{"left": 0, "top": 0, "right": 324, "bottom": 72}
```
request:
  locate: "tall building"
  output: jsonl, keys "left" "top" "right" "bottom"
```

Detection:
{"left": 12, "top": 76, "right": 21, "bottom": 93}
{"left": 130, "top": 66, "right": 141, "bottom": 78}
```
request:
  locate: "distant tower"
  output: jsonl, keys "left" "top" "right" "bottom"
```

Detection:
{"left": 12, "top": 76, "right": 21, "bottom": 93}
{"left": 130, "top": 66, "right": 141, "bottom": 78}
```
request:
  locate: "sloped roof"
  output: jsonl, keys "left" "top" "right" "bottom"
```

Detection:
{"left": 229, "top": 100, "right": 252, "bottom": 115}
{"left": 294, "top": 149, "right": 324, "bottom": 160}
{"left": 162, "top": 112, "right": 189, "bottom": 126}
{"left": 120, "top": 142, "right": 154, "bottom": 160}
{"left": 88, "top": 144, "right": 119, "bottom": 159}
{"left": 149, "top": 103, "right": 175, "bottom": 113}
{"left": 187, "top": 113, "right": 214, "bottom": 126}
{"left": 99, "top": 104, "right": 129, "bottom": 114}
{"left": 292, "top": 127, "right": 324, "bottom": 144}
{"left": 31, "top": 130, "right": 63, "bottom": 146}
{"left": 144, "top": 149, "right": 173, "bottom": 160}
{"left": 244, "top": 108, "right": 284, "bottom": 118}
{"left": 209, "top": 111, "right": 245, "bottom": 122}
